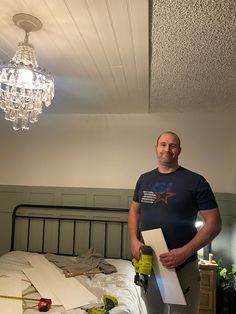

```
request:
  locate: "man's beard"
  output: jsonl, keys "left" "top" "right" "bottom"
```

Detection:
{"left": 159, "top": 154, "right": 175, "bottom": 165}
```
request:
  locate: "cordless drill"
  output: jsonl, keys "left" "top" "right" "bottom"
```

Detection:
{"left": 132, "top": 245, "right": 153, "bottom": 293}
{"left": 89, "top": 295, "right": 118, "bottom": 314}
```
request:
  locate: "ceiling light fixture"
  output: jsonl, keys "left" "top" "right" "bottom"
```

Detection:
{"left": 0, "top": 13, "right": 54, "bottom": 130}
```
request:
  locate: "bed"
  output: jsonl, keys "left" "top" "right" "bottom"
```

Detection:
{"left": 0, "top": 204, "right": 148, "bottom": 314}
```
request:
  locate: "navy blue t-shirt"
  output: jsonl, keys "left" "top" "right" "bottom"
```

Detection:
{"left": 133, "top": 166, "right": 218, "bottom": 265}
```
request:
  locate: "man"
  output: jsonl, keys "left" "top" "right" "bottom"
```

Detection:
{"left": 128, "top": 131, "right": 222, "bottom": 314}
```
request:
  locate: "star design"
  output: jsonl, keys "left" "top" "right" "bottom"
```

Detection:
{"left": 154, "top": 190, "right": 176, "bottom": 205}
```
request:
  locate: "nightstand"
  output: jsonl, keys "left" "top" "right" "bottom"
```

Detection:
{"left": 199, "top": 262, "right": 218, "bottom": 314}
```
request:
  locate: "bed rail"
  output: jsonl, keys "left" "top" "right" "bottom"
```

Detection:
{"left": 11, "top": 204, "right": 131, "bottom": 260}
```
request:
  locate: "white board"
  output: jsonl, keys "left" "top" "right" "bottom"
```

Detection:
{"left": 23, "top": 254, "right": 97, "bottom": 310}
{"left": 142, "top": 228, "right": 186, "bottom": 305}
{"left": 23, "top": 267, "right": 61, "bottom": 305}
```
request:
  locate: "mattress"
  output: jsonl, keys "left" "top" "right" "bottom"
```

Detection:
{"left": 0, "top": 250, "right": 147, "bottom": 314}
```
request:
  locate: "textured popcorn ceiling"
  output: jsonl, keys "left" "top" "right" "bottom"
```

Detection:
{"left": 0, "top": 0, "right": 235, "bottom": 114}
{"left": 150, "top": 0, "right": 236, "bottom": 112}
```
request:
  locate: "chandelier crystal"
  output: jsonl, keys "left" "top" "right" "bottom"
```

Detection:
{"left": 0, "top": 13, "right": 54, "bottom": 130}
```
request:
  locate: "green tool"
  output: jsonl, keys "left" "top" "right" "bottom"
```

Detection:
{"left": 86, "top": 295, "right": 118, "bottom": 314}
{"left": 132, "top": 245, "right": 153, "bottom": 293}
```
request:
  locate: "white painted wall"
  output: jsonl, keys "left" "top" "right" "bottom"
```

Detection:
{"left": 0, "top": 112, "right": 235, "bottom": 193}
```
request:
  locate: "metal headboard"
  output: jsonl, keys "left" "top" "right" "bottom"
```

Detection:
{"left": 11, "top": 204, "right": 131, "bottom": 260}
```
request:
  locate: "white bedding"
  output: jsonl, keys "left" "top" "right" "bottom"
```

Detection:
{"left": 0, "top": 251, "right": 147, "bottom": 314}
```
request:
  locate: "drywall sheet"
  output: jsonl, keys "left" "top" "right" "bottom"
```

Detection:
{"left": 23, "top": 267, "right": 61, "bottom": 305}
{"left": 23, "top": 254, "right": 97, "bottom": 310}
{"left": 142, "top": 228, "right": 186, "bottom": 305}
{"left": 0, "top": 275, "right": 22, "bottom": 314}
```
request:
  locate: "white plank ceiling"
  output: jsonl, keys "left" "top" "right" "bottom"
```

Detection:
{"left": 0, "top": 0, "right": 235, "bottom": 114}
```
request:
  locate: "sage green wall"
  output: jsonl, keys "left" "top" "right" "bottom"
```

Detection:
{"left": 0, "top": 185, "right": 133, "bottom": 255}
{"left": 211, "top": 193, "right": 236, "bottom": 266}
{"left": 0, "top": 185, "right": 235, "bottom": 265}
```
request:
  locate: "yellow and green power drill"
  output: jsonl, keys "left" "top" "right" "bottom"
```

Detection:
{"left": 132, "top": 245, "right": 153, "bottom": 293}
{"left": 87, "top": 295, "right": 118, "bottom": 314}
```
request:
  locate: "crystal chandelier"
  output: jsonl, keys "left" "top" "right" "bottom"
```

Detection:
{"left": 0, "top": 13, "right": 54, "bottom": 130}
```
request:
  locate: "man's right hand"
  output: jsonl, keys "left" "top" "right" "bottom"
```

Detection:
{"left": 131, "top": 239, "right": 145, "bottom": 260}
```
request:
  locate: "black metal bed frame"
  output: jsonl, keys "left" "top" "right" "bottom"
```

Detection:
{"left": 11, "top": 204, "right": 130, "bottom": 259}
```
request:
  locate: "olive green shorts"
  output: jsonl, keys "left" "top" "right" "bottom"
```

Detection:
{"left": 143, "top": 259, "right": 200, "bottom": 314}
{"left": 169, "top": 260, "right": 201, "bottom": 314}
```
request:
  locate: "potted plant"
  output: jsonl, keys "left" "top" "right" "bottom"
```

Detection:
{"left": 216, "top": 257, "right": 236, "bottom": 314}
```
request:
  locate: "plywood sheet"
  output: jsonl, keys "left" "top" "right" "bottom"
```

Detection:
{"left": 142, "top": 228, "right": 186, "bottom": 305}
{"left": 23, "top": 254, "right": 97, "bottom": 310}
{"left": 0, "top": 275, "right": 22, "bottom": 314}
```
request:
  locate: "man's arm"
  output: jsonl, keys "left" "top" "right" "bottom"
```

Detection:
{"left": 186, "top": 207, "right": 222, "bottom": 253}
{"left": 160, "top": 208, "right": 222, "bottom": 268}
{"left": 128, "top": 201, "right": 144, "bottom": 259}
